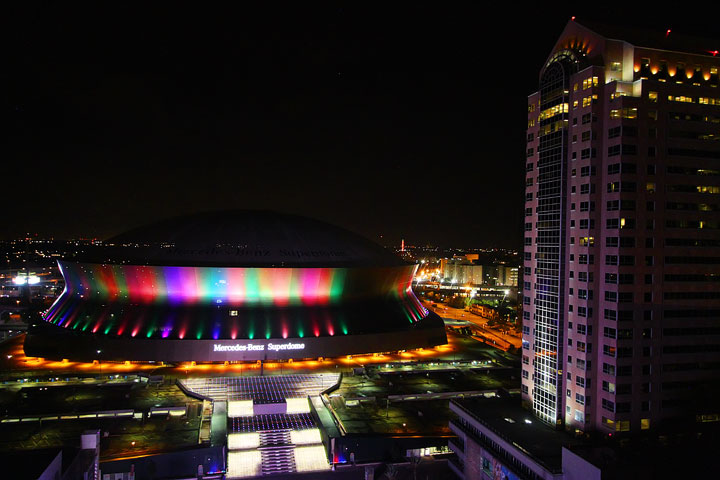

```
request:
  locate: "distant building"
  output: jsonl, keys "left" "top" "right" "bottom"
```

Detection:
{"left": 440, "top": 257, "right": 517, "bottom": 287}
{"left": 484, "top": 265, "right": 519, "bottom": 287}
{"left": 441, "top": 257, "right": 484, "bottom": 285}
{"left": 524, "top": 20, "right": 720, "bottom": 432}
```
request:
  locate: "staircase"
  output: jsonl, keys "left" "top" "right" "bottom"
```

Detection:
{"left": 259, "top": 429, "right": 296, "bottom": 475}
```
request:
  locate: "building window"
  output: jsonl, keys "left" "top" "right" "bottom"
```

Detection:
{"left": 602, "top": 399, "right": 615, "bottom": 412}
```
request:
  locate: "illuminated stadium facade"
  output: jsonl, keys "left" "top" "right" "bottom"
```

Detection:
{"left": 24, "top": 211, "right": 446, "bottom": 362}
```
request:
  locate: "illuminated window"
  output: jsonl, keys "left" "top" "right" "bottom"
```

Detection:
{"left": 616, "top": 420, "right": 630, "bottom": 432}
{"left": 582, "top": 95, "right": 597, "bottom": 107}
{"left": 580, "top": 236, "right": 594, "bottom": 247}
{"left": 539, "top": 103, "right": 569, "bottom": 121}
{"left": 698, "top": 185, "right": 720, "bottom": 194}
{"left": 641, "top": 418, "right": 650, "bottom": 430}
{"left": 668, "top": 95, "right": 694, "bottom": 103}
{"left": 582, "top": 76, "right": 599, "bottom": 89}
{"left": 610, "top": 108, "right": 637, "bottom": 119}
{"left": 611, "top": 62, "right": 622, "bottom": 72}
{"left": 699, "top": 97, "right": 720, "bottom": 105}
{"left": 648, "top": 91, "right": 658, "bottom": 102}
{"left": 697, "top": 413, "right": 720, "bottom": 423}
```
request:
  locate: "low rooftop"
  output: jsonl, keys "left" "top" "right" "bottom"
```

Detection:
{"left": 451, "top": 395, "right": 588, "bottom": 473}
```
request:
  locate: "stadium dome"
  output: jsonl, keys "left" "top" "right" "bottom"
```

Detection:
{"left": 83, "top": 210, "right": 408, "bottom": 267}
{"left": 25, "top": 211, "right": 446, "bottom": 362}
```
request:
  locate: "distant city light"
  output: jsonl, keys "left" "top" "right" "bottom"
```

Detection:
{"left": 13, "top": 275, "right": 40, "bottom": 285}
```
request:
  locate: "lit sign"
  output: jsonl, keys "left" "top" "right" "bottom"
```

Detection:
{"left": 268, "top": 342, "right": 305, "bottom": 352}
{"left": 213, "top": 342, "right": 305, "bottom": 353}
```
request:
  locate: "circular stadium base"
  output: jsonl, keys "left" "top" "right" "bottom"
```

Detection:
{"left": 24, "top": 312, "right": 447, "bottom": 363}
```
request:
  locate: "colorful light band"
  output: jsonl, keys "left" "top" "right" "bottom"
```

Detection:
{"left": 42, "top": 261, "right": 428, "bottom": 341}
{"left": 56, "top": 262, "right": 350, "bottom": 306}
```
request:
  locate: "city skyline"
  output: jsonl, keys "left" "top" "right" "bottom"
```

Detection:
{"left": 7, "top": 5, "right": 717, "bottom": 247}
{"left": 4, "top": 7, "right": 720, "bottom": 477}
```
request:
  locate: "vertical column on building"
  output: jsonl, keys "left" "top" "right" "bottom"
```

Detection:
{"left": 522, "top": 93, "right": 540, "bottom": 407}
{"left": 530, "top": 57, "right": 574, "bottom": 425}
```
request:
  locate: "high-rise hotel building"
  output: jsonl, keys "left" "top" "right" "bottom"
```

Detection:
{"left": 523, "top": 20, "right": 720, "bottom": 432}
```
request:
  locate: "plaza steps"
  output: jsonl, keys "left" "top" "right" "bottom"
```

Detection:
{"left": 258, "top": 429, "right": 296, "bottom": 475}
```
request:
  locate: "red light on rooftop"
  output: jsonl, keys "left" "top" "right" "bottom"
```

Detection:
{"left": 666, "top": 29, "right": 671, "bottom": 37}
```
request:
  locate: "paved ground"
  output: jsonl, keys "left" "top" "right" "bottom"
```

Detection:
{"left": 0, "top": 381, "right": 201, "bottom": 416}
{"left": 331, "top": 366, "right": 520, "bottom": 436}
{"left": 0, "top": 415, "right": 201, "bottom": 459}
{"left": 340, "top": 369, "right": 515, "bottom": 398}
{"left": 0, "top": 380, "right": 204, "bottom": 459}
{"left": 332, "top": 398, "right": 454, "bottom": 435}
{"left": 0, "top": 327, "right": 521, "bottom": 468}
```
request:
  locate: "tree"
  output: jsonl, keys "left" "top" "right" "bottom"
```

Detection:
{"left": 383, "top": 463, "right": 399, "bottom": 480}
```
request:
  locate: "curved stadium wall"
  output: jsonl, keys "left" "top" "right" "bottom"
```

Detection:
{"left": 25, "top": 261, "right": 446, "bottom": 362}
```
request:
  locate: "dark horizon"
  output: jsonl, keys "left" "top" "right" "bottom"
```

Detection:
{"left": 7, "top": 5, "right": 718, "bottom": 249}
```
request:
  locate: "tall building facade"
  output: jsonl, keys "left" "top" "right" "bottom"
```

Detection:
{"left": 523, "top": 20, "right": 720, "bottom": 432}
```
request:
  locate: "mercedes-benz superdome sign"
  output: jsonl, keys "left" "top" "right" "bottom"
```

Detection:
{"left": 213, "top": 341, "right": 306, "bottom": 353}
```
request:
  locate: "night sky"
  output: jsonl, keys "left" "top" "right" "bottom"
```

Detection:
{"left": 6, "top": 5, "right": 716, "bottom": 248}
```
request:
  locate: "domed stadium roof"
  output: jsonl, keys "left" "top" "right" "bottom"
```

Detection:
{"left": 80, "top": 210, "right": 406, "bottom": 267}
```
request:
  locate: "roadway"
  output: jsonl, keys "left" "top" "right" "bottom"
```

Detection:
{"left": 423, "top": 301, "right": 521, "bottom": 349}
